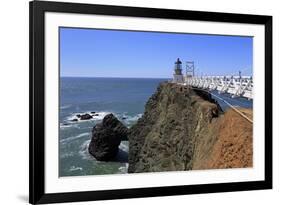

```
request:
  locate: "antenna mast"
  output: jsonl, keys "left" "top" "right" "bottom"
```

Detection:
{"left": 186, "top": 61, "right": 195, "bottom": 77}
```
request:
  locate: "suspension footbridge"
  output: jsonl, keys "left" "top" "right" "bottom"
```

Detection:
{"left": 172, "top": 58, "right": 253, "bottom": 100}
{"left": 185, "top": 75, "right": 253, "bottom": 100}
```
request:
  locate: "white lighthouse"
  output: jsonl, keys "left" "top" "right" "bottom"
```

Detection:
{"left": 172, "top": 58, "right": 184, "bottom": 83}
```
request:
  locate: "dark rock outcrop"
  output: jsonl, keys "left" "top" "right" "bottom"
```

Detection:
{"left": 80, "top": 113, "right": 92, "bottom": 120}
{"left": 88, "top": 113, "right": 128, "bottom": 161}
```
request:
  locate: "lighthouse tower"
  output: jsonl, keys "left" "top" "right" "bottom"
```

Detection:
{"left": 172, "top": 58, "right": 184, "bottom": 83}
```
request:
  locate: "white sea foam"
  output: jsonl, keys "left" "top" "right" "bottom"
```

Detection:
{"left": 91, "top": 111, "right": 111, "bottom": 120}
{"left": 79, "top": 139, "right": 95, "bottom": 160}
{"left": 120, "top": 113, "right": 143, "bottom": 127}
{"left": 60, "top": 152, "right": 74, "bottom": 159}
{"left": 66, "top": 111, "right": 112, "bottom": 123}
{"left": 125, "top": 113, "right": 143, "bottom": 122}
{"left": 60, "top": 104, "right": 72, "bottom": 110}
{"left": 119, "top": 141, "right": 129, "bottom": 152}
{"left": 65, "top": 111, "right": 142, "bottom": 126}
{"left": 118, "top": 163, "right": 128, "bottom": 174}
{"left": 59, "top": 123, "right": 79, "bottom": 129}
{"left": 69, "top": 166, "right": 83, "bottom": 172}
{"left": 60, "top": 132, "right": 89, "bottom": 144}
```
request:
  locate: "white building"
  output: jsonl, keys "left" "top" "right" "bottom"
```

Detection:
{"left": 172, "top": 58, "right": 184, "bottom": 83}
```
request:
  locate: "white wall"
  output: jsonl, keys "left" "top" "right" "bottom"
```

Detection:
{"left": 0, "top": 0, "right": 279, "bottom": 204}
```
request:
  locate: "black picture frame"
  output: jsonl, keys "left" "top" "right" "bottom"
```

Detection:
{"left": 29, "top": 0, "right": 272, "bottom": 204}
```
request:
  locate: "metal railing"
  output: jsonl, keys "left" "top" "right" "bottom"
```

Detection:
{"left": 184, "top": 76, "right": 253, "bottom": 100}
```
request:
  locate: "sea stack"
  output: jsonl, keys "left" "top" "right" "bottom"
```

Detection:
{"left": 88, "top": 113, "right": 128, "bottom": 161}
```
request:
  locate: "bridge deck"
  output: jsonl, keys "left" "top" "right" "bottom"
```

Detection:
{"left": 184, "top": 76, "right": 253, "bottom": 100}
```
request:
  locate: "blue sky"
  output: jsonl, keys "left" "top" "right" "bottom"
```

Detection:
{"left": 60, "top": 27, "right": 253, "bottom": 78}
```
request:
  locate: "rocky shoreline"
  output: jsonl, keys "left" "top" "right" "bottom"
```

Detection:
{"left": 87, "top": 82, "right": 253, "bottom": 172}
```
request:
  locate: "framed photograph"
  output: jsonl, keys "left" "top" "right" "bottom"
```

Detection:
{"left": 29, "top": 0, "right": 272, "bottom": 204}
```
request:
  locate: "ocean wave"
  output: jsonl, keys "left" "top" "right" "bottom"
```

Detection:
{"left": 69, "top": 166, "right": 83, "bottom": 172}
{"left": 59, "top": 123, "right": 79, "bottom": 129}
{"left": 64, "top": 111, "right": 143, "bottom": 126}
{"left": 60, "top": 152, "right": 74, "bottom": 159}
{"left": 66, "top": 111, "right": 111, "bottom": 123}
{"left": 60, "top": 104, "right": 72, "bottom": 110}
{"left": 79, "top": 139, "right": 95, "bottom": 160}
{"left": 119, "top": 141, "right": 129, "bottom": 152}
{"left": 118, "top": 163, "right": 128, "bottom": 174}
{"left": 124, "top": 113, "right": 143, "bottom": 122}
{"left": 60, "top": 132, "right": 89, "bottom": 144}
{"left": 119, "top": 113, "right": 143, "bottom": 127}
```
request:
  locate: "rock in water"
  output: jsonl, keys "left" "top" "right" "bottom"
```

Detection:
{"left": 80, "top": 113, "right": 92, "bottom": 120}
{"left": 88, "top": 114, "right": 128, "bottom": 161}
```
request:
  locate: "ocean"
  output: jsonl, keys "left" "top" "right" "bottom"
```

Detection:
{"left": 59, "top": 77, "right": 253, "bottom": 177}
{"left": 59, "top": 77, "right": 168, "bottom": 176}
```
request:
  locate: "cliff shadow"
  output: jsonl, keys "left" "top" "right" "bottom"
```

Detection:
{"left": 112, "top": 148, "right": 128, "bottom": 163}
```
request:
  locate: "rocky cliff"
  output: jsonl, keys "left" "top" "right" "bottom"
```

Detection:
{"left": 128, "top": 82, "right": 252, "bottom": 173}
